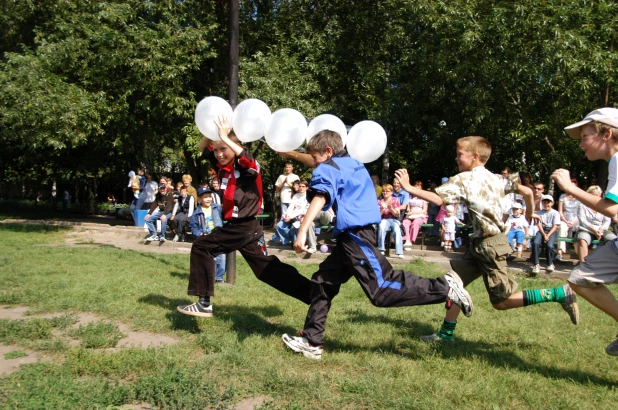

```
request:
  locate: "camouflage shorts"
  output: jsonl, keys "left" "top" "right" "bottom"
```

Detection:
{"left": 450, "top": 233, "right": 518, "bottom": 304}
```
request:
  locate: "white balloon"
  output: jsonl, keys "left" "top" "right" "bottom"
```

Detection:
{"left": 346, "top": 120, "right": 387, "bottom": 163}
{"left": 264, "top": 108, "right": 307, "bottom": 152}
{"left": 232, "top": 99, "right": 271, "bottom": 142}
{"left": 194, "top": 96, "right": 233, "bottom": 141}
{"left": 305, "top": 114, "right": 348, "bottom": 146}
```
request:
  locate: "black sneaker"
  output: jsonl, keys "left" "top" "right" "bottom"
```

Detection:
{"left": 606, "top": 334, "right": 618, "bottom": 356}
{"left": 176, "top": 302, "right": 213, "bottom": 318}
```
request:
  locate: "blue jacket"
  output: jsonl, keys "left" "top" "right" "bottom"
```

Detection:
{"left": 189, "top": 204, "right": 223, "bottom": 236}
{"left": 308, "top": 150, "right": 380, "bottom": 237}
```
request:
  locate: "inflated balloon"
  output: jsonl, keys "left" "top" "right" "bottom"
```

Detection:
{"left": 346, "top": 120, "right": 387, "bottom": 163}
{"left": 264, "top": 108, "right": 307, "bottom": 152}
{"left": 194, "top": 96, "right": 233, "bottom": 140}
{"left": 232, "top": 99, "right": 271, "bottom": 142}
{"left": 306, "top": 114, "right": 348, "bottom": 146}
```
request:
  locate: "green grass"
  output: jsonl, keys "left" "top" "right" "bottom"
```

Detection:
{"left": 0, "top": 221, "right": 617, "bottom": 409}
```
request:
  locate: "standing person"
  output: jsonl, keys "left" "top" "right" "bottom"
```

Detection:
{"left": 504, "top": 203, "right": 529, "bottom": 258}
{"left": 441, "top": 205, "right": 464, "bottom": 252}
{"left": 62, "top": 189, "right": 70, "bottom": 212}
{"left": 275, "top": 162, "right": 299, "bottom": 217}
{"left": 171, "top": 186, "right": 195, "bottom": 242}
{"left": 176, "top": 116, "right": 313, "bottom": 318}
{"left": 529, "top": 195, "right": 560, "bottom": 274}
{"left": 553, "top": 108, "right": 618, "bottom": 355}
{"left": 189, "top": 187, "right": 226, "bottom": 284}
{"left": 402, "top": 180, "right": 428, "bottom": 251}
{"left": 575, "top": 185, "right": 611, "bottom": 264}
{"left": 182, "top": 174, "right": 198, "bottom": 204}
{"left": 144, "top": 183, "right": 175, "bottom": 243}
{"left": 394, "top": 136, "right": 579, "bottom": 343}
{"left": 377, "top": 184, "right": 404, "bottom": 258}
{"left": 282, "top": 130, "right": 473, "bottom": 360}
{"left": 556, "top": 179, "right": 581, "bottom": 261}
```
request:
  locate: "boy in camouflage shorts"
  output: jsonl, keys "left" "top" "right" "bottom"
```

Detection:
{"left": 395, "top": 136, "right": 579, "bottom": 342}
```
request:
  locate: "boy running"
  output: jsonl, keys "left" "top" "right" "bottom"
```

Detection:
{"left": 176, "top": 116, "right": 313, "bottom": 318}
{"left": 553, "top": 108, "right": 618, "bottom": 355}
{"left": 282, "top": 130, "right": 474, "bottom": 360}
{"left": 395, "top": 136, "right": 579, "bottom": 342}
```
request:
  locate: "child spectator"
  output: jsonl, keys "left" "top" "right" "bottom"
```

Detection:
{"left": 171, "top": 186, "right": 195, "bottom": 242}
{"left": 553, "top": 108, "right": 618, "bottom": 355}
{"left": 189, "top": 187, "right": 226, "bottom": 283}
{"left": 282, "top": 130, "right": 473, "bottom": 360}
{"left": 377, "top": 184, "right": 404, "bottom": 258}
{"left": 556, "top": 179, "right": 581, "bottom": 261}
{"left": 504, "top": 203, "right": 529, "bottom": 258}
{"left": 575, "top": 185, "right": 611, "bottom": 264}
{"left": 441, "top": 205, "right": 463, "bottom": 252}
{"left": 529, "top": 194, "right": 560, "bottom": 274}
{"left": 395, "top": 136, "right": 579, "bottom": 343}
{"left": 144, "top": 183, "right": 175, "bottom": 243}
{"left": 176, "top": 116, "right": 312, "bottom": 318}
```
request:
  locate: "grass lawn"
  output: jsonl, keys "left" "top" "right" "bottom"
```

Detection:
{"left": 0, "top": 222, "right": 617, "bottom": 409}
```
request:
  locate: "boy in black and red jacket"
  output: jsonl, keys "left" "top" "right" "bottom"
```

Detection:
{"left": 177, "top": 116, "right": 312, "bottom": 318}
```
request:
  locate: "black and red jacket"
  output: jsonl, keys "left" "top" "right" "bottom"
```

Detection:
{"left": 202, "top": 146, "right": 263, "bottom": 220}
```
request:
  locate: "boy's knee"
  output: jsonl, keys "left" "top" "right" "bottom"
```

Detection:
{"left": 492, "top": 301, "right": 509, "bottom": 310}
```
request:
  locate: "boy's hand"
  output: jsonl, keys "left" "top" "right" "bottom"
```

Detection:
{"left": 294, "top": 230, "right": 308, "bottom": 253}
{"left": 394, "top": 169, "right": 412, "bottom": 191}
{"left": 214, "top": 115, "right": 232, "bottom": 138}
{"left": 551, "top": 169, "right": 575, "bottom": 193}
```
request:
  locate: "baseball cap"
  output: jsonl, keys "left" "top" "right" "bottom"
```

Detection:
{"left": 564, "top": 107, "right": 618, "bottom": 139}
{"left": 511, "top": 203, "right": 522, "bottom": 209}
{"left": 541, "top": 194, "right": 554, "bottom": 202}
{"left": 441, "top": 177, "right": 449, "bottom": 184}
{"left": 445, "top": 205, "right": 455, "bottom": 211}
{"left": 158, "top": 183, "right": 167, "bottom": 190}
{"left": 197, "top": 187, "right": 212, "bottom": 196}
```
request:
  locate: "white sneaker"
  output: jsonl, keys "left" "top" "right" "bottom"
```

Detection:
{"left": 530, "top": 264, "right": 540, "bottom": 274}
{"left": 159, "top": 236, "right": 166, "bottom": 243}
{"left": 546, "top": 264, "right": 555, "bottom": 273}
{"left": 397, "top": 254, "right": 404, "bottom": 259}
{"left": 445, "top": 271, "right": 474, "bottom": 317}
{"left": 380, "top": 251, "right": 385, "bottom": 255}
{"left": 145, "top": 235, "right": 159, "bottom": 242}
{"left": 173, "top": 234, "right": 179, "bottom": 242}
{"left": 306, "top": 247, "right": 316, "bottom": 254}
{"left": 176, "top": 302, "right": 213, "bottom": 318}
{"left": 282, "top": 334, "right": 322, "bottom": 360}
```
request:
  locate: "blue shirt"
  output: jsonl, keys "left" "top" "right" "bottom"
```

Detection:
{"left": 308, "top": 151, "right": 380, "bottom": 237}
{"left": 393, "top": 189, "right": 409, "bottom": 207}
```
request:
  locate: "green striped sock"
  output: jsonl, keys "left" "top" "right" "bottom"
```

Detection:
{"left": 436, "top": 319, "right": 457, "bottom": 339}
{"left": 523, "top": 286, "right": 566, "bottom": 306}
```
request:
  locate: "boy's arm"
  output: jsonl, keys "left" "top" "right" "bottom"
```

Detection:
{"left": 294, "top": 194, "right": 327, "bottom": 253}
{"left": 198, "top": 137, "right": 212, "bottom": 154}
{"left": 553, "top": 169, "right": 618, "bottom": 217}
{"left": 214, "top": 115, "right": 243, "bottom": 156}
{"left": 395, "top": 169, "right": 444, "bottom": 206}
{"left": 278, "top": 151, "right": 315, "bottom": 168}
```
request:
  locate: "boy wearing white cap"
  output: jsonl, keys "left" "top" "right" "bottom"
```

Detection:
{"left": 553, "top": 107, "right": 618, "bottom": 356}
{"left": 529, "top": 194, "right": 560, "bottom": 274}
{"left": 396, "top": 136, "right": 579, "bottom": 342}
{"left": 504, "top": 203, "right": 529, "bottom": 258}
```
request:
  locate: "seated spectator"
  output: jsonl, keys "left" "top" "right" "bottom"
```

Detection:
{"left": 504, "top": 203, "right": 529, "bottom": 258}
{"left": 274, "top": 179, "right": 309, "bottom": 246}
{"left": 402, "top": 180, "right": 428, "bottom": 250}
{"left": 189, "top": 187, "right": 226, "bottom": 282}
{"left": 144, "top": 183, "right": 175, "bottom": 243}
{"left": 556, "top": 178, "right": 580, "bottom": 261}
{"left": 530, "top": 194, "right": 560, "bottom": 274}
{"left": 182, "top": 174, "right": 198, "bottom": 204}
{"left": 441, "top": 205, "right": 464, "bottom": 252}
{"left": 392, "top": 178, "right": 409, "bottom": 213}
{"left": 210, "top": 177, "right": 223, "bottom": 205}
{"left": 576, "top": 185, "right": 611, "bottom": 264}
{"left": 377, "top": 184, "right": 404, "bottom": 258}
{"left": 171, "top": 186, "right": 195, "bottom": 242}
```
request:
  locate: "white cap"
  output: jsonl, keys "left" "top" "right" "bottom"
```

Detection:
{"left": 511, "top": 203, "right": 522, "bottom": 209}
{"left": 541, "top": 194, "right": 554, "bottom": 202}
{"left": 564, "top": 107, "right": 618, "bottom": 139}
{"left": 445, "top": 205, "right": 455, "bottom": 212}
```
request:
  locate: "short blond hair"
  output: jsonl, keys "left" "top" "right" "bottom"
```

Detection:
{"left": 182, "top": 174, "right": 192, "bottom": 182}
{"left": 457, "top": 136, "right": 492, "bottom": 164}
{"left": 587, "top": 185, "right": 603, "bottom": 195}
{"left": 382, "top": 184, "right": 393, "bottom": 192}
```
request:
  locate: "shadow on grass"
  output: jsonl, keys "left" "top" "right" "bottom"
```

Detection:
{"left": 138, "top": 293, "right": 297, "bottom": 341}
{"left": 0, "top": 223, "right": 70, "bottom": 233}
{"left": 170, "top": 271, "right": 189, "bottom": 280}
{"left": 337, "top": 311, "right": 617, "bottom": 388}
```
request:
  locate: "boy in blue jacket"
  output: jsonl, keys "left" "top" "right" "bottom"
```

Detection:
{"left": 189, "top": 187, "right": 226, "bottom": 283}
{"left": 282, "top": 130, "right": 474, "bottom": 360}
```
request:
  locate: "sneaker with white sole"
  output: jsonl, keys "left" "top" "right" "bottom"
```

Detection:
{"left": 420, "top": 332, "right": 454, "bottom": 342}
{"left": 397, "top": 254, "right": 404, "bottom": 259}
{"left": 176, "top": 302, "right": 213, "bottom": 318}
{"left": 560, "top": 284, "right": 579, "bottom": 325}
{"left": 529, "top": 264, "right": 540, "bottom": 275}
{"left": 145, "top": 234, "right": 159, "bottom": 242}
{"left": 546, "top": 264, "right": 555, "bottom": 273}
{"left": 606, "top": 334, "right": 618, "bottom": 356}
{"left": 159, "top": 236, "right": 166, "bottom": 243}
{"left": 306, "top": 247, "right": 316, "bottom": 254}
{"left": 173, "top": 234, "right": 179, "bottom": 242}
{"left": 282, "top": 333, "right": 322, "bottom": 360}
{"left": 444, "top": 271, "right": 474, "bottom": 317}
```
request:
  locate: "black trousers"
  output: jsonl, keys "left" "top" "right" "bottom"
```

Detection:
{"left": 172, "top": 212, "right": 189, "bottom": 235}
{"left": 188, "top": 217, "right": 312, "bottom": 304}
{"left": 302, "top": 225, "right": 450, "bottom": 345}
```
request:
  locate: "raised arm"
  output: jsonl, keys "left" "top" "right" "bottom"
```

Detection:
{"left": 394, "top": 169, "right": 443, "bottom": 206}
{"left": 277, "top": 151, "right": 315, "bottom": 168}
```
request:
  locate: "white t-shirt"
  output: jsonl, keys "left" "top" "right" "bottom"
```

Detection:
{"left": 506, "top": 214, "right": 529, "bottom": 232}
{"left": 442, "top": 216, "right": 459, "bottom": 233}
{"left": 606, "top": 152, "right": 618, "bottom": 204}
{"left": 276, "top": 173, "right": 299, "bottom": 204}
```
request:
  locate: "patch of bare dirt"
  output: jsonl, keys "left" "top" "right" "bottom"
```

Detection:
{"left": 234, "top": 395, "right": 273, "bottom": 410}
{"left": 0, "top": 345, "right": 52, "bottom": 376}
